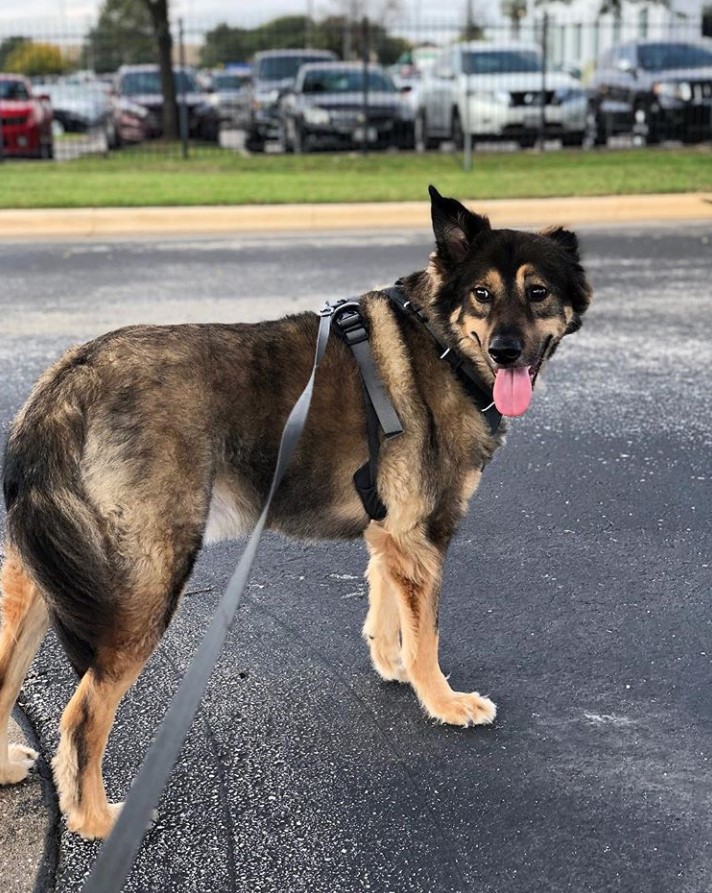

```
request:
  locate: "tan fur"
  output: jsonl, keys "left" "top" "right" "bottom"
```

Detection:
{"left": 0, "top": 550, "right": 49, "bottom": 784}
{"left": 53, "top": 658, "right": 142, "bottom": 839}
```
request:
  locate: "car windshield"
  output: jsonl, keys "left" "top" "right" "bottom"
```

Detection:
{"left": 256, "top": 55, "right": 331, "bottom": 81}
{"left": 463, "top": 49, "right": 542, "bottom": 75}
{"left": 121, "top": 69, "right": 198, "bottom": 95}
{"left": 301, "top": 68, "right": 396, "bottom": 94}
{"left": 638, "top": 42, "right": 712, "bottom": 71}
{"left": 213, "top": 73, "right": 249, "bottom": 89}
{"left": 0, "top": 80, "right": 30, "bottom": 100}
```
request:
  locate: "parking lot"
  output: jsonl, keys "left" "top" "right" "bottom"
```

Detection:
{"left": 1, "top": 221, "right": 711, "bottom": 892}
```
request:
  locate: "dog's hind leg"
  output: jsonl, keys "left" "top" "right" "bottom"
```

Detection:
{"left": 365, "top": 524, "right": 496, "bottom": 728}
{"left": 0, "top": 546, "right": 50, "bottom": 784}
{"left": 53, "top": 649, "right": 146, "bottom": 840}
{"left": 363, "top": 546, "right": 408, "bottom": 682}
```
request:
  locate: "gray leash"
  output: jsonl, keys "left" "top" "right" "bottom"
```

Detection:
{"left": 81, "top": 308, "right": 333, "bottom": 893}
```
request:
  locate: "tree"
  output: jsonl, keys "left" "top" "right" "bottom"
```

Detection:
{"left": 199, "top": 23, "right": 250, "bottom": 68}
{"left": 140, "top": 0, "right": 178, "bottom": 140}
{"left": 5, "top": 41, "right": 68, "bottom": 77}
{"left": 82, "top": 0, "right": 155, "bottom": 73}
{"left": 501, "top": 0, "right": 527, "bottom": 39}
{"left": 0, "top": 36, "right": 29, "bottom": 72}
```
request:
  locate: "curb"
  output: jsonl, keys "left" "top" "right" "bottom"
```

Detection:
{"left": 0, "top": 193, "right": 710, "bottom": 238}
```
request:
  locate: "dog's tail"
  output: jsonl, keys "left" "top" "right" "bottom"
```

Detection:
{"left": 3, "top": 344, "right": 114, "bottom": 676}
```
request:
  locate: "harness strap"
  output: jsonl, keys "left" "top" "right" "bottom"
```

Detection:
{"left": 384, "top": 286, "right": 502, "bottom": 437}
{"left": 332, "top": 302, "right": 403, "bottom": 439}
{"left": 331, "top": 301, "right": 400, "bottom": 521}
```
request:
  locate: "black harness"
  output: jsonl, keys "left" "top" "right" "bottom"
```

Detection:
{"left": 331, "top": 285, "right": 502, "bottom": 521}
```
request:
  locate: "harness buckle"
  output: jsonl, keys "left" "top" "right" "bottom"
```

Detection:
{"left": 331, "top": 302, "right": 370, "bottom": 346}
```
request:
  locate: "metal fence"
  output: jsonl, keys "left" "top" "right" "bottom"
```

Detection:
{"left": 1, "top": 12, "right": 711, "bottom": 162}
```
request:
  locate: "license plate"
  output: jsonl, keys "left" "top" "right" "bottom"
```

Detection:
{"left": 523, "top": 112, "right": 540, "bottom": 128}
{"left": 353, "top": 126, "right": 377, "bottom": 142}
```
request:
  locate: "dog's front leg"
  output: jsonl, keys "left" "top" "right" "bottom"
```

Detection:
{"left": 363, "top": 547, "right": 408, "bottom": 683}
{"left": 364, "top": 524, "right": 496, "bottom": 727}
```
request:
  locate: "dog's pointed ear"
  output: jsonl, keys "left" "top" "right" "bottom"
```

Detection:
{"left": 429, "top": 185, "right": 490, "bottom": 268}
{"left": 542, "top": 225, "right": 581, "bottom": 262}
{"left": 542, "top": 225, "right": 591, "bottom": 326}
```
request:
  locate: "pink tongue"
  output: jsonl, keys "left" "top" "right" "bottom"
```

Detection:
{"left": 493, "top": 367, "right": 532, "bottom": 417}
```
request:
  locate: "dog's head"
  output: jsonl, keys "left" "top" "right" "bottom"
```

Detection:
{"left": 424, "top": 185, "right": 591, "bottom": 418}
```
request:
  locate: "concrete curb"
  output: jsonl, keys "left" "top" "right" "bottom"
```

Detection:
{"left": 0, "top": 193, "right": 710, "bottom": 238}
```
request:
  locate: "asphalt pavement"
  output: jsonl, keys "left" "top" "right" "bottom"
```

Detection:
{"left": 0, "top": 222, "right": 711, "bottom": 892}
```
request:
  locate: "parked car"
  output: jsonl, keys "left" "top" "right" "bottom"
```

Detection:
{"left": 416, "top": 42, "right": 586, "bottom": 149}
{"left": 108, "top": 95, "right": 150, "bottom": 148}
{"left": 33, "top": 80, "right": 109, "bottom": 135}
{"left": 0, "top": 73, "right": 53, "bottom": 159}
{"left": 114, "top": 64, "right": 220, "bottom": 142}
{"left": 207, "top": 65, "right": 252, "bottom": 128}
{"left": 279, "top": 61, "right": 415, "bottom": 152}
{"left": 586, "top": 39, "right": 712, "bottom": 145}
{"left": 245, "top": 48, "right": 337, "bottom": 151}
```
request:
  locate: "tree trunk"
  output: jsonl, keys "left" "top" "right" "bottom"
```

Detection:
{"left": 142, "top": 0, "right": 178, "bottom": 141}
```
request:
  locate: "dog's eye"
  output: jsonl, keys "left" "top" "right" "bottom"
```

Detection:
{"left": 529, "top": 285, "right": 549, "bottom": 302}
{"left": 473, "top": 287, "right": 491, "bottom": 304}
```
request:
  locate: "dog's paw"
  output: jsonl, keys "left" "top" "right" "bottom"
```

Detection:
{"left": 67, "top": 802, "right": 159, "bottom": 839}
{"left": 426, "top": 691, "right": 497, "bottom": 727}
{"left": 0, "top": 744, "right": 39, "bottom": 785}
{"left": 369, "top": 642, "right": 409, "bottom": 683}
{"left": 67, "top": 801, "right": 124, "bottom": 840}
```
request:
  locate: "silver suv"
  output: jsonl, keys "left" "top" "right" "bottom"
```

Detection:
{"left": 416, "top": 42, "right": 586, "bottom": 149}
{"left": 245, "top": 48, "right": 336, "bottom": 151}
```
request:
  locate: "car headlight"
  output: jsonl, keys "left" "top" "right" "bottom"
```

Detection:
{"left": 303, "top": 106, "right": 330, "bottom": 126}
{"left": 653, "top": 81, "right": 691, "bottom": 102}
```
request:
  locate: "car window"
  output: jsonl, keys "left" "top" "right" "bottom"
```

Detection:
{"left": 256, "top": 55, "right": 333, "bottom": 81}
{"left": 618, "top": 44, "right": 637, "bottom": 68}
{"left": 0, "top": 80, "right": 30, "bottom": 100}
{"left": 638, "top": 42, "right": 712, "bottom": 71}
{"left": 301, "top": 68, "right": 396, "bottom": 94}
{"left": 462, "top": 50, "right": 542, "bottom": 75}
{"left": 120, "top": 69, "right": 198, "bottom": 95}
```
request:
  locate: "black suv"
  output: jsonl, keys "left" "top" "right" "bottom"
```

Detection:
{"left": 244, "top": 48, "right": 336, "bottom": 151}
{"left": 587, "top": 39, "right": 712, "bottom": 145}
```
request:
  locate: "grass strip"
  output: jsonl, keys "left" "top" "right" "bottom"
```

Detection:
{"left": 0, "top": 145, "right": 710, "bottom": 208}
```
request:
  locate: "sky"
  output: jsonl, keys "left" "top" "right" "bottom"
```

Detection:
{"left": 0, "top": 0, "right": 473, "bottom": 31}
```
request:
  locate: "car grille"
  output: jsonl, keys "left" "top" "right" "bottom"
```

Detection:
{"left": 1, "top": 115, "right": 28, "bottom": 126}
{"left": 329, "top": 110, "right": 394, "bottom": 128}
{"left": 509, "top": 90, "right": 555, "bottom": 107}
{"left": 691, "top": 81, "right": 712, "bottom": 101}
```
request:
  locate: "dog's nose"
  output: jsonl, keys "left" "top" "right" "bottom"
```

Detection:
{"left": 488, "top": 336, "right": 523, "bottom": 366}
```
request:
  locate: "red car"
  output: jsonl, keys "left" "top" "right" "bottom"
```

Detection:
{"left": 0, "top": 73, "right": 54, "bottom": 159}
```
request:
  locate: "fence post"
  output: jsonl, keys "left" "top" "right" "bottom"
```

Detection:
{"left": 361, "top": 16, "right": 369, "bottom": 157}
{"left": 178, "top": 18, "right": 189, "bottom": 159}
{"left": 539, "top": 10, "right": 548, "bottom": 151}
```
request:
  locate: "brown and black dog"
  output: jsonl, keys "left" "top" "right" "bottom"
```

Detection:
{"left": 0, "top": 187, "right": 591, "bottom": 839}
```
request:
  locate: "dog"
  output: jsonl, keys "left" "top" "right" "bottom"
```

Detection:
{"left": 0, "top": 186, "right": 591, "bottom": 839}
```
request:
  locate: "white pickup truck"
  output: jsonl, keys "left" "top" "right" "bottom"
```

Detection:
{"left": 416, "top": 42, "right": 586, "bottom": 149}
